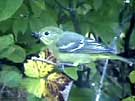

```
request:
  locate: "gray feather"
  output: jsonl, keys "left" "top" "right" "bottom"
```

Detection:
{"left": 56, "top": 31, "right": 115, "bottom": 54}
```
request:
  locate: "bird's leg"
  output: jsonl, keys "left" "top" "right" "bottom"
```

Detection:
{"left": 75, "top": 64, "right": 91, "bottom": 87}
{"left": 58, "top": 63, "right": 65, "bottom": 72}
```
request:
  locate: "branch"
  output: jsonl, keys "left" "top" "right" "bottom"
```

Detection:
{"left": 96, "top": 59, "right": 109, "bottom": 101}
{"left": 55, "top": 0, "right": 82, "bottom": 34}
{"left": 68, "top": 0, "right": 82, "bottom": 34}
{"left": 119, "top": 49, "right": 135, "bottom": 57}
{"left": 119, "top": 1, "right": 135, "bottom": 95}
{"left": 124, "top": 13, "right": 135, "bottom": 56}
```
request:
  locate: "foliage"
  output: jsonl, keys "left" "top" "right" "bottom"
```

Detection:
{"left": 129, "top": 70, "right": 135, "bottom": 84}
{"left": 0, "top": 0, "right": 135, "bottom": 101}
{"left": 64, "top": 68, "right": 78, "bottom": 80}
{"left": 122, "top": 96, "right": 135, "bottom": 101}
{"left": 0, "top": 65, "right": 22, "bottom": 87}
{"left": 0, "top": 0, "right": 23, "bottom": 21}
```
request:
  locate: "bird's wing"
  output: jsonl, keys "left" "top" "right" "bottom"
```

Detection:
{"left": 56, "top": 31, "right": 114, "bottom": 54}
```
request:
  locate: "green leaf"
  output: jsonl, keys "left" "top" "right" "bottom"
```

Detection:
{"left": 29, "top": 17, "right": 44, "bottom": 32}
{"left": 0, "top": 45, "right": 15, "bottom": 58}
{"left": 29, "top": 11, "right": 57, "bottom": 32}
{"left": 6, "top": 45, "right": 26, "bottom": 63}
{"left": 0, "top": 44, "right": 26, "bottom": 63}
{"left": 122, "top": 96, "right": 135, "bottom": 101}
{"left": 13, "top": 3, "right": 29, "bottom": 18}
{"left": 0, "top": 0, "right": 23, "bottom": 21}
{"left": 129, "top": 71, "right": 135, "bottom": 84}
{"left": 93, "top": 0, "right": 103, "bottom": 10}
{"left": 27, "top": 93, "right": 46, "bottom": 101}
{"left": 30, "top": 0, "right": 43, "bottom": 18}
{"left": 26, "top": 43, "right": 44, "bottom": 55}
{"left": 13, "top": 18, "right": 28, "bottom": 34}
{"left": 1, "top": 64, "right": 21, "bottom": 71}
{"left": 130, "top": 31, "right": 135, "bottom": 49}
{"left": 62, "top": 21, "right": 74, "bottom": 31}
{"left": 0, "top": 70, "right": 22, "bottom": 87}
{"left": 33, "top": 0, "right": 46, "bottom": 10}
{"left": 21, "top": 78, "right": 46, "bottom": 98}
{"left": 39, "top": 11, "right": 57, "bottom": 27}
{"left": 90, "top": 21, "right": 117, "bottom": 43}
{"left": 64, "top": 68, "right": 78, "bottom": 80}
{"left": 0, "top": 19, "right": 13, "bottom": 33}
{"left": 0, "top": 34, "right": 14, "bottom": 52}
{"left": 69, "top": 87, "right": 95, "bottom": 101}
{"left": 76, "top": 4, "right": 92, "bottom": 15}
{"left": 104, "top": 83, "right": 123, "bottom": 98}
{"left": 86, "top": 63, "right": 97, "bottom": 79}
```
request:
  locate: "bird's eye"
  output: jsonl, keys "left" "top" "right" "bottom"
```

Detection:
{"left": 44, "top": 32, "right": 49, "bottom": 35}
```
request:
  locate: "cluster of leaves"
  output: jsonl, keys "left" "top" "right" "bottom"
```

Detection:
{"left": 0, "top": 0, "right": 135, "bottom": 101}
{"left": 0, "top": 49, "right": 73, "bottom": 101}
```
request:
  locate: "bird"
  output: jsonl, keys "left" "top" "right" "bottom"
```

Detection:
{"left": 32, "top": 26, "right": 133, "bottom": 67}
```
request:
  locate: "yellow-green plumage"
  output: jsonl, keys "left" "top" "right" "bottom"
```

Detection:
{"left": 58, "top": 53, "right": 133, "bottom": 66}
{"left": 33, "top": 26, "right": 133, "bottom": 66}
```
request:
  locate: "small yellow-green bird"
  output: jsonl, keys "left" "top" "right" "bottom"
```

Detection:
{"left": 32, "top": 26, "right": 133, "bottom": 66}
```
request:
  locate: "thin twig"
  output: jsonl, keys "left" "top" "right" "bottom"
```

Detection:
{"left": 124, "top": 13, "right": 135, "bottom": 56}
{"left": 31, "top": 57, "right": 76, "bottom": 67}
{"left": 95, "top": 59, "right": 109, "bottom": 101}
{"left": 31, "top": 57, "right": 57, "bottom": 66}
{"left": 0, "top": 84, "right": 5, "bottom": 94}
{"left": 68, "top": 0, "right": 82, "bottom": 34}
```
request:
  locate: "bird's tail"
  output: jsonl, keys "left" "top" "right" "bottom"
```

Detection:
{"left": 109, "top": 55, "right": 133, "bottom": 66}
{"left": 90, "top": 54, "right": 133, "bottom": 66}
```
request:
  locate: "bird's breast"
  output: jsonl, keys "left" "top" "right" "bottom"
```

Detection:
{"left": 57, "top": 53, "right": 91, "bottom": 65}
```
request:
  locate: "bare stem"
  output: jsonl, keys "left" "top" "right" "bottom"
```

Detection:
{"left": 95, "top": 59, "right": 109, "bottom": 101}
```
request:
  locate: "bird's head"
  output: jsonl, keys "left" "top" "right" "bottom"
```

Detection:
{"left": 32, "top": 26, "right": 63, "bottom": 45}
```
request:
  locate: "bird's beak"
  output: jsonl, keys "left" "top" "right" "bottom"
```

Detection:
{"left": 32, "top": 32, "right": 42, "bottom": 39}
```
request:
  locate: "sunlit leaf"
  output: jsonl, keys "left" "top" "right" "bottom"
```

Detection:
{"left": 21, "top": 78, "right": 48, "bottom": 98}
{"left": 24, "top": 59, "right": 54, "bottom": 78}
{"left": 130, "top": 31, "right": 135, "bottom": 48}
{"left": 129, "top": 71, "right": 135, "bottom": 84}
{"left": 64, "top": 68, "right": 78, "bottom": 80}
{"left": 122, "top": 96, "right": 135, "bottom": 101}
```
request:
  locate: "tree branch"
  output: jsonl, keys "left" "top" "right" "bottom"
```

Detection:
{"left": 124, "top": 13, "right": 135, "bottom": 56}
{"left": 68, "top": 0, "right": 81, "bottom": 34}
{"left": 55, "top": 0, "right": 82, "bottom": 34}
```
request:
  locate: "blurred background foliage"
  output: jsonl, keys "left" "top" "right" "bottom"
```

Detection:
{"left": 0, "top": 0, "right": 135, "bottom": 101}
